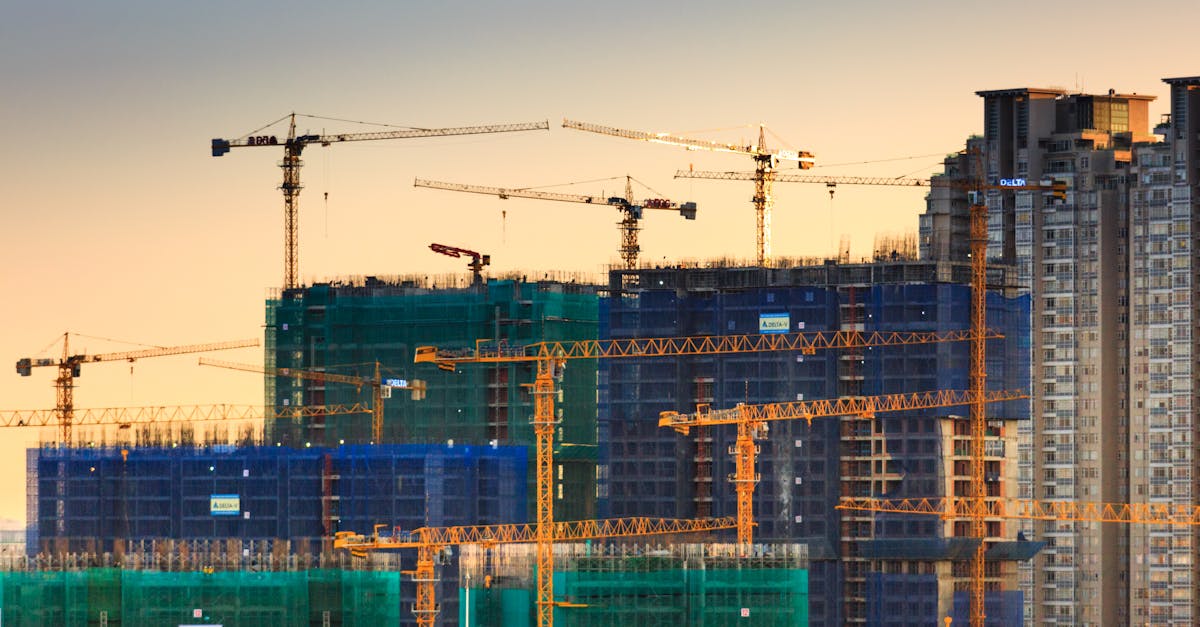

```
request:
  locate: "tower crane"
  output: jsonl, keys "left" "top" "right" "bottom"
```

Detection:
{"left": 212, "top": 114, "right": 549, "bottom": 289}
{"left": 414, "top": 176, "right": 697, "bottom": 269}
{"left": 15, "top": 334, "right": 260, "bottom": 444}
{"left": 334, "top": 515, "right": 736, "bottom": 627}
{"left": 415, "top": 326, "right": 997, "bottom": 627}
{"left": 429, "top": 243, "right": 490, "bottom": 286}
{"left": 0, "top": 402, "right": 370, "bottom": 430}
{"left": 658, "top": 389, "right": 1029, "bottom": 545}
{"left": 679, "top": 160, "right": 1067, "bottom": 627}
{"left": 198, "top": 358, "right": 425, "bottom": 443}
{"left": 563, "top": 119, "right": 814, "bottom": 265}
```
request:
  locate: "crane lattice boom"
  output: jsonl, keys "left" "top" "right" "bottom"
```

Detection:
{"left": 17, "top": 338, "right": 260, "bottom": 374}
{"left": 15, "top": 334, "right": 261, "bottom": 443}
{"left": 0, "top": 403, "right": 370, "bottom": 428}
{"left": 563, "top": 120, "right": 813, "bottom": 163}
{"left": 418, "top": 328, "right": 1001, "bottom": 369}
{"left": 660, "top": 389, "right": 1029, "bottom": 432}
{"left": 334, "top": 515, "right": 736, "bottom": 552}
{"left": 213, "top": 121, "right": 550, "bottom": 154}
{"left": 675, "top": 169, "right": 1068, "bottom": 195}
{"left": 415, "top": 177, "right": 696, "bottom": 269}
{"left": 838, "top": 497, "right": 1200, "bottom": 526}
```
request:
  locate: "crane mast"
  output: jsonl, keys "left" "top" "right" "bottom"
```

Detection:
{"left": 213, "top": 115, "right": 549, "bottom": 289}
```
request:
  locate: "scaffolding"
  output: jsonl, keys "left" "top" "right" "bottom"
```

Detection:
{"left": 0, "top": 567, "right": 400, "bottom": 627}
{"left": 267, "top": 276, "right": 602, "bottom": 522}
{"left": 458, "top": 543, "right": 809, "bottom": 627}
{"left": 28, "top": 442, "right": 527, "bottom": 557}
{"left": 600, "top": 260, "right": 1031, "bottom": 625}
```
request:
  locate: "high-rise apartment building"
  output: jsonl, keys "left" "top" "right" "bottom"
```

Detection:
{"left": 1125, "top": 76, "right": 1200, "bottom": 626}
{"left": 934, "top": 79, "right": 1200, "bottom": 626}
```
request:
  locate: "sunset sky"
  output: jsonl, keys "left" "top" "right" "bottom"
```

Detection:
{"left": 2, "top": 0, "right": 1196, "bottom": 523}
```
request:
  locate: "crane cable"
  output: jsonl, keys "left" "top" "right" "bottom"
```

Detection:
{"left": 513, "top": 175, "right": 668, "bottom": 199}
{"left": 228, "top": 112, "right": 429, "bottom": 142}
{"left": 814, "top": 152, "right": 949, "bottom": 169}
{"left": 69, "top": 332, "right": 166, "bottom": 351}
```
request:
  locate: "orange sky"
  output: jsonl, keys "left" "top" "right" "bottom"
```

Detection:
{"left": 2, "top": 0, "right": 1196, "bottom": 524}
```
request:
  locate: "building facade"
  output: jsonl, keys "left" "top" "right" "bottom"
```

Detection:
{"left": 938, "top": 79, "right": 1200, "bottom": 626}
{"left": 266, "top": 275, "right": 602, "bottom": 522}
{"left": 599, "top": 260, "right": 1033, "bottom": 626}
{"left": 1125, "top": 77, "right": 1200, "bottom": 626}
{"left": 28, "top": 442, "right": 527, "bottom": 555}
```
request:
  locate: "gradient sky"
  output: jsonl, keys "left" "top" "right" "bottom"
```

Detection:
{"left": 1, "top": 0, "right": 1196, "bottom": 523}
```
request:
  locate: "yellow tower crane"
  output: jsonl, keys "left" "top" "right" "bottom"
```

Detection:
{"left": 334, "top": 515, "right": 736, "bottom": 627}
{"left": 677, "top": 160, "right": 1066, "bottom": 627}
{"left": 658, "top": 389, "right": 1029, "bottom": 546}
{"left": 15, "top": 334, "right": 260, "bottom": 444}
{"left": 198, "top": 358, "right": 425, "bottom": 443}
{"left": 0, "top": 402, "right": 370, "bottom": 429}
{"left": 414, "top": 176, "right": 697, "bottom": 269}
{"left": 415, "top": 326, "right": 997, "bottom": 627}
{"left": 212, "top": 114, "right": 549, "bottom": 289}
{"left": 563, "top": 119, "right": 814, "bottom": 265}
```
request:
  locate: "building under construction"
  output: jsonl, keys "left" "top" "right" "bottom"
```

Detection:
{"left": 265, "top": 274, "right": 601, "bottom": 522}
{"left": 28, "top": 441, "right": 527, "bottom": 556}
{"left": 457, "top": 543, "right": 810, "bottom": 626}
{"left": 24, "top": 257, "right": 1039, "bottom": 624}
{"left": 0, "top": 564, "right": 401, "bottom": 626}
{"left": 600, "top": 259, "right": 1036, "bottom": 626}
